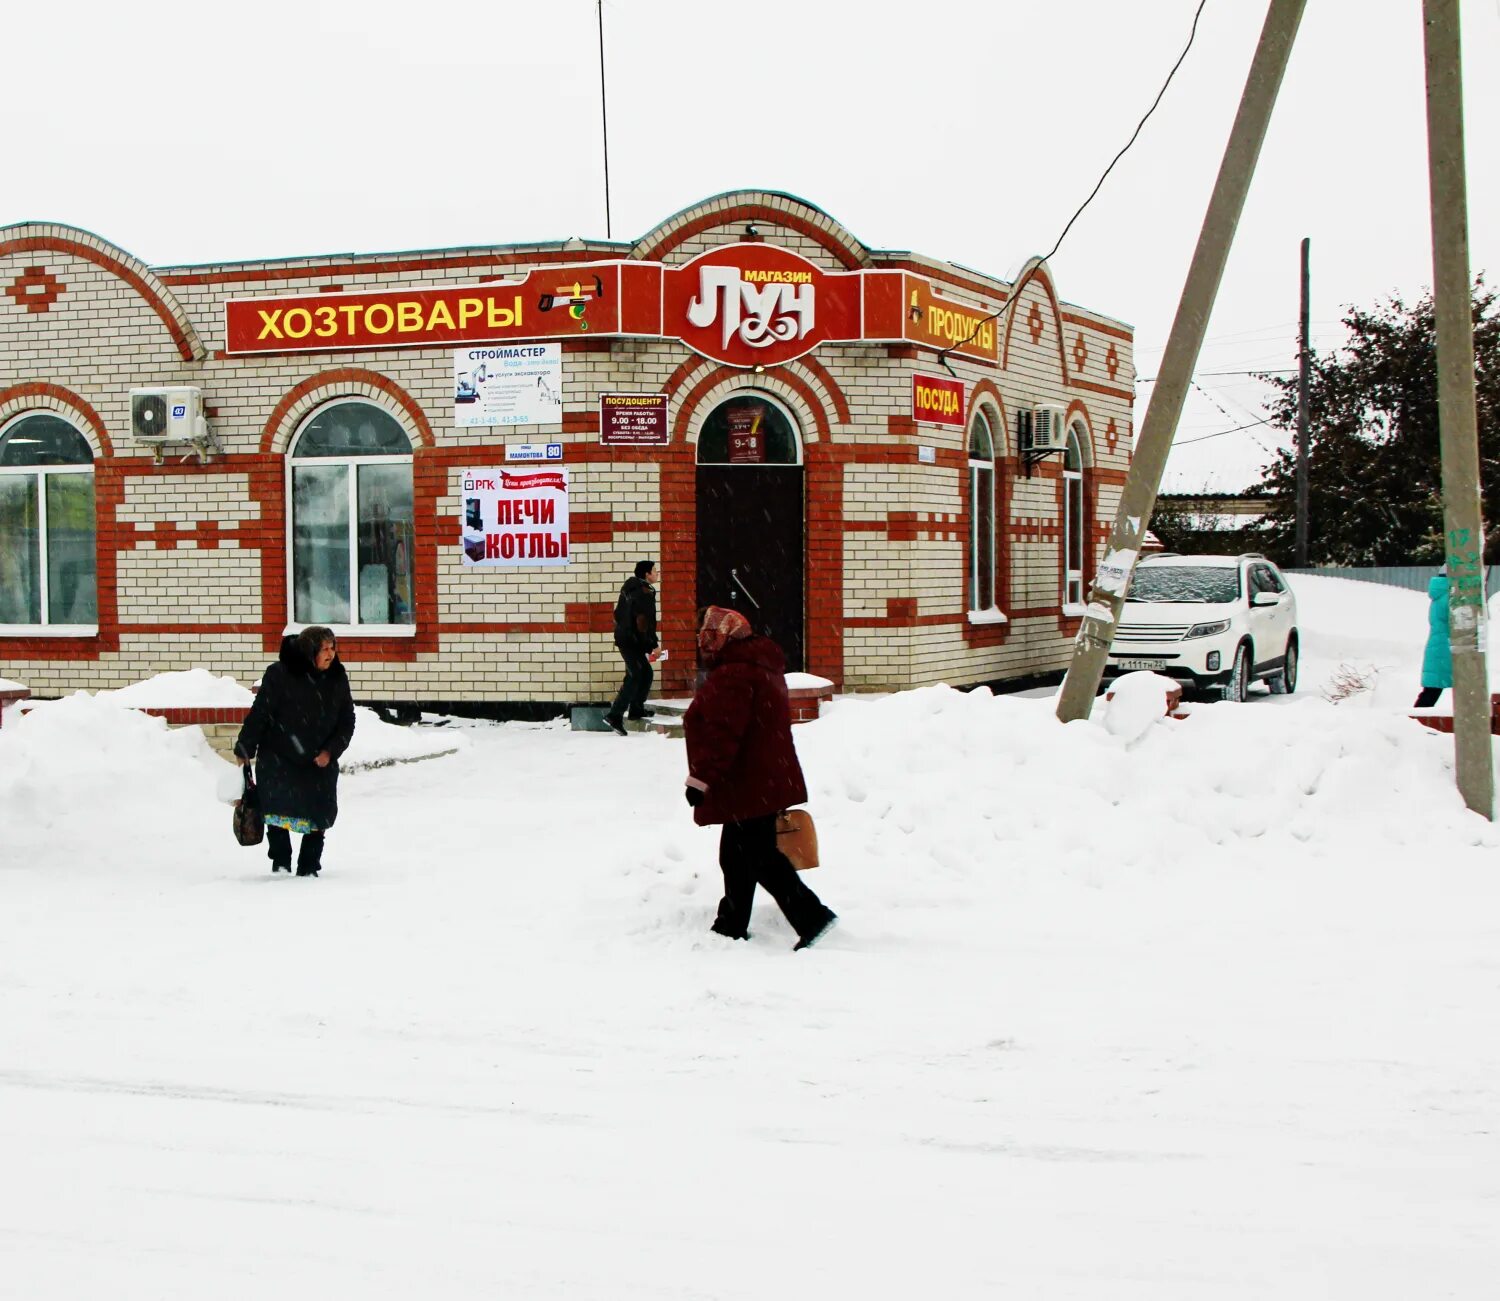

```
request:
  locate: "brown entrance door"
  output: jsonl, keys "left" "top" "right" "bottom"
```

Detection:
{"left": 696, "top": 465, "right": 805, "bottom": 671}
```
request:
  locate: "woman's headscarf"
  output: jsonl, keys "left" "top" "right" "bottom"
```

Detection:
{"left": 697, "top": 605, "right": 752, "bottom": 662}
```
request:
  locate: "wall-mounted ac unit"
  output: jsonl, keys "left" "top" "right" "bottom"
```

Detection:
{"left": 130, "top": 387, "right": 206, "bottom": 444}
{"left": 1025, "top": 403, "right": 1069, "bottom": 454}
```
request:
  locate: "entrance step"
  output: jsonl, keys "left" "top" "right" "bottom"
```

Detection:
{"left": 570, "top": 703, "right": 686, "bottom": 735}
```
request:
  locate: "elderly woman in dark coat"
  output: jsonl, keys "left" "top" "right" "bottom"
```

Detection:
{"left": 235, "top": 626, "right": 356, "bottom": 877}
{"left": 683, "top": 606, "right": 837, "bottom": 950}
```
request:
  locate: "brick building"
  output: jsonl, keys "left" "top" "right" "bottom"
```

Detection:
{"left": 0, "top": 191, "right": 1134, "bottom": 707}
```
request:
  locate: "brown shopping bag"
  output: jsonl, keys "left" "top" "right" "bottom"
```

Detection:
{"left": 233, "top": 766, "right": 264, "bottom": 847}
{"left": 776, "top": 809, "right": 819, "bottom": 871}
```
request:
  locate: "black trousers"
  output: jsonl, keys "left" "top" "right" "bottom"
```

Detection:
{"left": 609, "top": 645, "right": 654, "bottom": 719}
{"left": 267, "top": 825, "right": 325, "bottom": 873}
{"left": 1414, "top": 686, "right": 1445, "bottom": 708}
{"left": 713, "top": 814, "right": 832, "bottom": 941}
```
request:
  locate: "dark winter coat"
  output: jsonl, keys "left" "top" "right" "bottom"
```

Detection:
{"left": 1421, "top": 574, "right": 1453, "bottom": 689}
{"left": 684, "top": 635, "right": 808, "bottom": 827}
{"left": 613, "top": 576, "right": 658, "bottom": 653}
{"left": 234, "top": 637, "right": 356, "bottom": 828}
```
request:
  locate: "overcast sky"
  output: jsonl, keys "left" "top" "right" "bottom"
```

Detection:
{"left": 8, "top": 0, "right": 1498, "bottom": 492}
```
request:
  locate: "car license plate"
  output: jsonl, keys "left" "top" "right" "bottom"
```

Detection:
{"left": 1116, "top": 657, "right": 1167, "bottom": 670}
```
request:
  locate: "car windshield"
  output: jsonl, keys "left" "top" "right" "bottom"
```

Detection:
{"left": 1127, "top": 566, "right": 1240, "bottom": 603}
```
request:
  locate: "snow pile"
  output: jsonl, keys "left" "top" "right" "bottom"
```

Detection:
{"left": 1288, "top": 572, "right": 1500, "bottom": 708}
{"left": 0, "top": 692, "right": 467, "bottom": 868}
{"left": 0, "top": 674, "right": 28, "bottom": 692}
{"left": 0, "top": 693, "right": 230, "bottom": 866}
{"left": 790, "top": 684, "right": 1493, "bottom": 906}
{"left": 785, "top": 672, "right": 834, "bottom": 690}
{"left": 341, "top": 706, "right": 466, "bottom": 770}
{"left": 100, "top": 667, "right": 254, "bottom": 707}
{"left": 1100, "top": 670, "right": 1178, "bottom": 743}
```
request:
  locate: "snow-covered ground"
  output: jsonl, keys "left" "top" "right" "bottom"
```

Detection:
{"left": 2, "top": 576, "right": 1497, "bottom": 1299}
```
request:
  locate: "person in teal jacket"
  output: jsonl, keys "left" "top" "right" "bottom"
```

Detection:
{"left": 1414, "top": 571, "right": 1452, "bottom": 708}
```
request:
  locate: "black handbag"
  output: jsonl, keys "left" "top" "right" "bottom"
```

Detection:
{"left": 233, "top": 766, "right": 264, "bottom": 847}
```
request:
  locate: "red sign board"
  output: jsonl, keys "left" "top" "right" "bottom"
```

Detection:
{"left": 223, "top": 248, "right": 1006, "bottom": 370}
{"left": 661, "top": 245, "right": 864, "bottom": 369}
{"left": 600, "top": 393, "right": 669, "bottom": 445}
{"left": 904, "top": 276, "right": 1000, "bottom": 362}
{"left": 226, "top": 266, "right": 623, "bottom": 355}
{"left": 912, "top": 374, "right": 965, "bottom": 427}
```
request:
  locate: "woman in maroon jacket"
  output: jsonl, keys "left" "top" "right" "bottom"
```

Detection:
{"left": 684, "top": 606, "right": 837, "bottom": 950}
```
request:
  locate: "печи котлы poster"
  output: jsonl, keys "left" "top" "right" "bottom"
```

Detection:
{"left": 460, "top": 467, "right": 570, "bottom": 568}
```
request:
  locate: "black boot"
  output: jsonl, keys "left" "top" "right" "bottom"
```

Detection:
{"left": 296, "top": 831, "right": 325, "bottom": 878}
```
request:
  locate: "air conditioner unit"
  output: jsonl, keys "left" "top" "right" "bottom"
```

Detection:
{"left": 1026, "top": 403, "right": 1070, "bottom": 454}
{"left": 131, "top": 387, "right": 206, "bottom": 444}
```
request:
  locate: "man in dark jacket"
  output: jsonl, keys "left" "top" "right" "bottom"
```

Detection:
{"left": 234, "top": 626, "right": 356, "bottom": 877}
{"left": 683, "top": 605, "right": 837, "bottom": 949}
{"left": 605, "top": 560, "right": 660, "bottom": 735}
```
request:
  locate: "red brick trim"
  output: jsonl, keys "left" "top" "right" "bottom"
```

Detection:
{"left": 638, "top": 202, "right": 866, "bottom": 270}
{"left": 5, "top": 265, "right": 65, "bottom": 313}
{"left": 672, "top": 367, "right": 833, "bottom": 443}
{"left": 134, "top": 706, "right": 246, "bottom": 724}
{"left": 1061, "top": 311, "right": 1132, "bottom": 341}
{"left": 844, "top": 598, "right": 966, "bottom": 629}
{"left": 663, "top": 354, "right": 710, "bottom": 398}
{"left": 260, "top": 368, "right": 435, "bottom": 454}
{"left": 804, "top": 443, "right": 844, "bottom": 688}
{"left": 0, "top": 382, "right": 114, "bottom": 457}
{"left": 1066, "top": 377, "right": 1134, "bottom": 402}
{"left": 1000, "top": 264, "right": 1070, "bottom": 380}
{"left": 0, "top": 233, "right": 202, "bottom": 361}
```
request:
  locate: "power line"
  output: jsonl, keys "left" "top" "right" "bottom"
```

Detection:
{"left": 1139, "top": 368, "right": 1296, "bottom": 382}
{"left": 937, "top": 0, "right": 1208, "bottom": 368}
{"left": 1173, "top": 415, "right": 1278, "bottom": 446}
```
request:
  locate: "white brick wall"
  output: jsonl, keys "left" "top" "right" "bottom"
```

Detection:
{"left": 1, "top": 197, "right": 1133, "bottom": 701}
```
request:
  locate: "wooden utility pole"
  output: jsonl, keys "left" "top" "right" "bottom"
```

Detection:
{"left": 1056, "top": 0, "right": 1307, "bottom": 722}
{"left": 1295, "top": 237, "right": 1311, "bottom": 567}
{"left": 1422, "top": 0, "right": 1494, "bottom": 819}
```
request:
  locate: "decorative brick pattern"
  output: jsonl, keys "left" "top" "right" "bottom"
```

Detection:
{"left": 1, "top": 193, "right": 1134, "bottom": 703}
{"left": 5, "top": 265, "right": 64, "bottom": 313}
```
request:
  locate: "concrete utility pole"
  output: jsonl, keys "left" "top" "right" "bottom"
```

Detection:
{"left": 1295, "top": 237, "right": 1311, "bottom": 568}
{"left": 1056, "top": 0, "right": 1307, "bottom": 722}
{"left": 1422, "top": 0, "right": 1494, "bottom": 819}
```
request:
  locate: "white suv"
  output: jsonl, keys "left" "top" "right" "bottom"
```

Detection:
{"left": 1104, "top": 553, "right": 1299, "bottom": 701}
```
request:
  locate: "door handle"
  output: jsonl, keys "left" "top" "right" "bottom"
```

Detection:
{"left": 731, "top": 568, "right": 762, "bottom": 610}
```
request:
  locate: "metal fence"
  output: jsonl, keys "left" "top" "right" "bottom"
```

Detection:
{"left": 1282, "top": 565, "right": 1494, "bottom": 595}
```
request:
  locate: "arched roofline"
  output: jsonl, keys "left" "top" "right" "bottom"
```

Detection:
{"left": 633, "top": 190, "right": 871, "bottom": 270}
{"left": 0, "top": 222, "right": 205, "bottom": 362}
{"left": 1000, "top": 255, "right": 1069, "bottom": 378}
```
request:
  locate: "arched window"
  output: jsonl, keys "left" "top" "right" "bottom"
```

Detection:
{"left": 1062, "top": 423, "right": 1086, "bottom": 607}
{"left": 696, "top": 394, "right": 801, "bottom": 464}
{"left": 968, "top": 410, "right": 996, "bottom": 612}
{"left": 0, "top": 413, "right": 97, "bottom": 628}
{"left": 289, "top": 400, "right": 415, "bottom": 628}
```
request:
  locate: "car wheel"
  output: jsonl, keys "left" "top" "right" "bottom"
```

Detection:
{"left": 1219, "top": 643, "right": 1250, "bottom": 703}
{"left": 1268, "top": 637, "right": 1298, "bottom": 695}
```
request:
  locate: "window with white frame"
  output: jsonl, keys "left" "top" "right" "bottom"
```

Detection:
{"left": 968, "top": 409, "right": 996, "bottom": 612}
{"left": 0, "top": 413, "right": 97, "bottom": 629}
{"left": 1062, "top": 423, "right": 1086, "bottom": 607}
{"left": 289, "top": 400, "right": 415, "bottom": 628}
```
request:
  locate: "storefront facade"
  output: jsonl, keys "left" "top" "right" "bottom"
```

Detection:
{"left": 0, "top": 191, "right": 1134, "bottom": 705}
